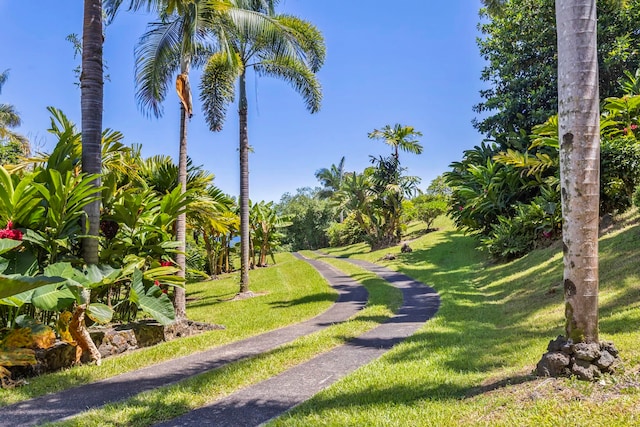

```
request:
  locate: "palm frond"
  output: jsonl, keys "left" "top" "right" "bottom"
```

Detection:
{"left": 200, "top": 51, "right": 242, "bottom": 131}
{"left": 275, "top": 15, "right": 325, "bottom": 72}
{"left": 254, "top": 56, "right": 322, "bottom": 113}
{"left": 135, "top": 18, "right": 185, "bottom": 118}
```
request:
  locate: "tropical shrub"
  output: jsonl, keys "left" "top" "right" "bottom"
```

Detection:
{"left": 277, "top": 188, "right": 334, "bottom": 251}
{"left": 326, "top": 214, "right": 365, "bottom": 247}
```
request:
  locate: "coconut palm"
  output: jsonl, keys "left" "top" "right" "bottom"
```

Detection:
{"left": 315, "top": 156, "right": 345, "bottom": 198}
{"left": 200, "top": 4, "right": 324, "bottom": 293}
{"left": 0, "top": 71, "right": 27, "bottom": 145}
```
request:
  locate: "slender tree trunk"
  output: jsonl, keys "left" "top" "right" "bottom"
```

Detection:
{"left": 174, "top": 103, "right": 188, "bottom": 320}
{"left": 81, "top": 0, "right": 103, "bottom": 265}
{"left": 239, "top": 70, "right": 250, "bottom": 293}
{"left": 556, "top": 0, "right": 600, "bottom": 344}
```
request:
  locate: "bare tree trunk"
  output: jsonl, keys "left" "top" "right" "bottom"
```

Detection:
{"left": 556, "top": 0, "right": 600, "bottom": 344}
{"left": 174, "top": 104, "right": 188, "bottom": 320}
{"left": 239, "top": 70, "right": 250, "bottom": 293}
{"left": 81, "top": 0, "right": 103, "bottom": 265}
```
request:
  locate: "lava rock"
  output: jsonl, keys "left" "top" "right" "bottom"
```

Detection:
{"left": 573, "top": 342, "right": 601, "bottom": 361}
{"left": 536, "top": 351, "right": 571, "bottom": 377}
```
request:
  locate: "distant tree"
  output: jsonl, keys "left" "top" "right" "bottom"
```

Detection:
{"left": 315, "top": 156, "right": 346, "bottom": 221}
{"left": 277, "top": 187, "right": 333, "bottom": 250}
{"left": 368, "top": 124, "right": 423, "bottom": 243}
{"left": 425, "top": 174, "right": 452, "bottom": 197}
{"left": 315, "top": 156, "right": 346, "bottom": 199}
{"left": 368, "top": 124, "right": 423, "bottom": 161}
{"left": 412, "top": 194, "right": 448, "bottom": 231}
{"left": 0, "top": 70, "right": 29, "bottom": 160}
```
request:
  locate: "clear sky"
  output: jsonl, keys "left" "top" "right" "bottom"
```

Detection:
{"left": 0, "top": 1, "right": 487, "bottom": 203}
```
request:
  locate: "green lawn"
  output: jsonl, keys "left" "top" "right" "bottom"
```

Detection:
{"left": 271, "top": 213, "right": 640, "bottom": 426}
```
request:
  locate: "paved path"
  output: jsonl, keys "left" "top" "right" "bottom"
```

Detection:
{"left": 2, "top": 255, "right": 367, "bottom": 427}
{"left": 155, "top": 256, "right": 440, "bottom": 427}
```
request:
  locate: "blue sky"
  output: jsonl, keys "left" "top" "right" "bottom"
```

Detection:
{"left": 0, "top": 1, "right": 487, "bottom": 203}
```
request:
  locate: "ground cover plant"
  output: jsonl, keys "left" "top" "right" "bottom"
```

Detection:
{"left": 271, "top": 214, "right": 640, "bottom": 426}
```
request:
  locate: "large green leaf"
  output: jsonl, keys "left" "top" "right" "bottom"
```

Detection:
{"left": 0, "top": 275, "right": 65, "bottom": 299}
{"left": 0, "top": 289, "right": 33, "bottom": 307}
{"left": 31, "top": 284, "right": 75, "bottom": 311}
{"left": 0, "top": 239, "right": 21, "bottom": 255}
{"left": 130, "top": 268, "right": 175, "bottom": 325}
{"left": 87, "top": 303, "right": 114, "bottom": 324}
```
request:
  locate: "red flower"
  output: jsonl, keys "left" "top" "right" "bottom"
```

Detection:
{"left": 632, "top": 124, "right": 638, "bottom": 130}
{"left": 458, "top": 206, "right": 464, "bottom": 211}
{"left": 0, "top": 221, "right": 23, "bottom": 240}
{"left": 162, "top": 289, "right": 168, "bottom": 294}
{"left": 160, "top": 260, "right": 172, "bottom": 267}
{"left": 154, "top": 280, "right": 160, "bottom": 286}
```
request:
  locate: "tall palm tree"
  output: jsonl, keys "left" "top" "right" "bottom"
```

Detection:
{"left": 81, "top": 0, "right": 104, "bottom": 266}
{"left": 367, "top": 123, "right": 423, "bottom": 162}
{"left": 200, "top": 4, "right": 324, "bottom": 294}
{"left": 556, "top": 0, "right": 601, "bottom": 345}
{"left": 104, "top": 0, "right": 280, "bottom": 317}
{"left": 368, "top": 124, "right": 423, "bottom": 242}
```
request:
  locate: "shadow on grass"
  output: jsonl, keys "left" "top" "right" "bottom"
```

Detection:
{"left": 269, "top": 292, "right": 338, "bottom": 308}
{"left": 282, "top": 224, "right": 640, "bottom": 417}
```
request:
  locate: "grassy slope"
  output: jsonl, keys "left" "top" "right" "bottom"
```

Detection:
{"left": 272, "top": 214, "right": 640, "bottom": 426}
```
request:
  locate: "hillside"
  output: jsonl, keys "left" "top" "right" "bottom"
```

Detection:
{"left": 275, "top": 213, "right": 640, "bottom": 426}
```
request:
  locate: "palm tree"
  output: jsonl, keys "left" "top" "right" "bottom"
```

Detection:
{"left": 81, "top": 0, "right": 104, "bottom": 267}
{"left": 200, "top": 4, "right": 324, "bottom": 294}
{"left": 556, "top": 0, "right": 601, "bottom": 345}
{"left": 315, "top": 156, "right": 346, "bottom": 197}
{"left": 315, "top": 156, "right": 346, "bottom": 221}
{"left": 368, "top": 124, "right": 423, "bottom": 242}
{"left": 367, "top": 124, "right": 423, "bottom": 162}
{"left": 104, "top": 0, "right": 279, "bottom": 317}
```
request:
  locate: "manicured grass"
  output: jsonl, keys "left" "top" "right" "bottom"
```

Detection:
{"left": 0, "top": 252, "right": 337, "bottom": 407}
{"left": 45, "top": 255, "right": 402, "bottom": 426}
{"left": 271, "top": 214, "right": 640, "bottom": 426}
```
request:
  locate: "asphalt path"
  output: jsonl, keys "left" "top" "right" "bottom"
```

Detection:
{"left": 155, "top": 255, "right": 440, "bottom": 427}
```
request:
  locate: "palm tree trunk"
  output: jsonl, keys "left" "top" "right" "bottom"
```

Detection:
{"left": 239, "top": 70, "right": 250, "bottom": 293}
{"left": 174, "top": 103, "right": 188, "bottom": 320}
{"left": 556, "top": 0, "right": 600, "bottom": 344}
{"left": 81, "top": 0, "right": 103, "bottom": 266}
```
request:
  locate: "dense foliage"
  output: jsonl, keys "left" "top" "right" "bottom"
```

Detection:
{"left": 475, "top": 0, "right": 640, "bottom": 146}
